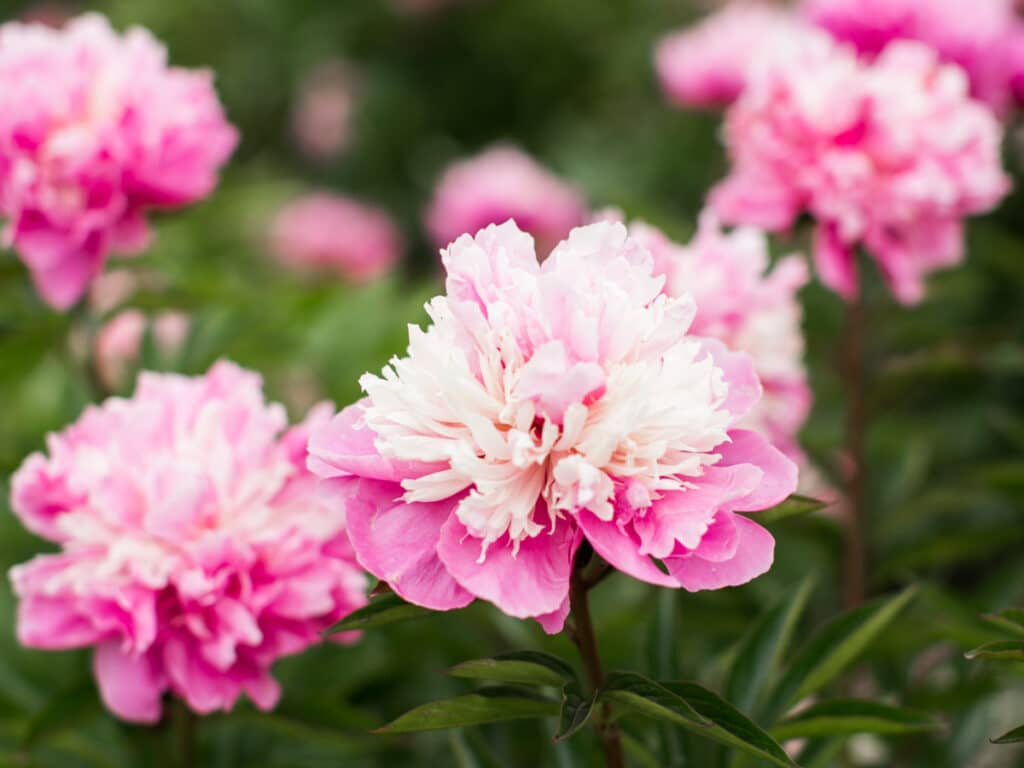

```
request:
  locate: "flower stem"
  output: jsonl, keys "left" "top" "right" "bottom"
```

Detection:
{"left": 568, "top": 565, "right": 625, "bottom": 768}
{"left": 842, "top": 291, "right": 868, "bottom": 609}
{"left": 173, "top": 698, "right": 197, "bottom": 768}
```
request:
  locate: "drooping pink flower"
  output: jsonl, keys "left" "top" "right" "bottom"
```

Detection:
{"left": 801, "top": 0, "right": 1022, "bottom": 111}
{"left": 424, "top": 146, "right": 586, "bottom": 256}
{"left": 94, "top": 308, "right": 190, "bottom": 392}
{"left": 269, "top": 193, "right": 402, "bottom": 283}
{"left": 654, "top": 3, "right": 813, "bottom": 109}
{"left": 308, "top": 221, "right": 797, "bottom": 632}
{"left": 0, "top": 13, "right": 237, "bottom": 310}
{"left": 710, "top": 36, "right": 1010, "bottom": 304}
{"left": 9, "top": 362, "right": 367, "bottom": 723}
{"left": 612, "top": 210, "right": 810, "bottom": 463}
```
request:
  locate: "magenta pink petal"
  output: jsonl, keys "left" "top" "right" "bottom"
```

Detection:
{"left": 666, "top": 515, "right": 775, "bottom": 592}
{"left": 716, "top": 430, "right": 799, "bottom": 511}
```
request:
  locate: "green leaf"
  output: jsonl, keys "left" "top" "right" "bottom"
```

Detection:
{"left": 759, "top": 495, "right": 830, "bottom": 525}
{"left": 23, "top": 678, "right": 101, "bottom": 749}
{"left": 769, "top": 586, "right": 918, "bottom": 715}
{"left": 992, "top": 723, "right": 1024, "bottom": 744}
{"left": 771, "top": 699, "right": 940, "bottom": 741}
{"left": 322, "top": 592, "right": 437, "bottom": 635}
{"left": 448, "top": 651, "right": 576, "bottom": 688}
{"left": 602, "top": 673, "right": 796, "bottom": 768}
{"left": 981, "top": 609, "right": 1024, "bottom": 637}
{"left": 554, "top": 681, "right": 595, "bottom": 742}
{"left": 374, "top": 688, "right": 559, "bottom": 734}
{"left": 964, "top": 640, "right": 1024, "bottom": 661}
{"left": 727, "top": 577, "right": 815, "bottom": 716}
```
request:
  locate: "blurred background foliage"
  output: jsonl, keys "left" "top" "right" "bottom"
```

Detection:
{"left": 0, "top": 0, "right": 1022, "bottom": 766}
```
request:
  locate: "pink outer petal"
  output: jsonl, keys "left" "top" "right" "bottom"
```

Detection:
{"left": 15, "top": 594, "right": 105, "bottom": 649}
{"left": 716, "top": 429, "right": 799, "bottom": 511}
{"left": 94, "top": 642, "right": 165, "bottom": 724}
{"left": 436, "top": 515, "right": 578, "bottom": 621}
{"left": 306, "top": 400, "right": 445, "bottom": 482}
{"left": 535, "top": 597, "right": 571, "bottom": 635}
{"left": 699, "top": 338, "right": 761, "bottom": 421}
{"left": 576, "top": 509, "right": 679, "bottom": 588}
{"left": 9, "top": 453, "right": 80, "bottom": 542}
{"left": 813, "top": 224, "right": 858, "bottom": 301}
{"left": 666, "top": 515, "right": 775, "bottom": 592}
{"left": 341, "top": 477, "right": 474, "bottom": 611}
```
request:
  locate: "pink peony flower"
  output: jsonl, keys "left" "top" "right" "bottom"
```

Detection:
{"left": 654, "top": 3, "right": 812, "bottom": 109}
{"left": 0, "top": 13, "right": 237, "bottom": 310}
{"left": 269, "top": 193, "right": 402, "bottom": 283}
{"left": 308, "top": 221, "right": 798, "bottom": 633}
{"left": 93, "top": 308, "right": 190, "bottom": 392}
{"left": 801, "top": 0, "right": 1022, "bottom": 111}
{"left": 615, "top": 210, "right": 811, "bottom": 463}
{"left": 9, "top": 362, "right": 367, "bottom": 723}
{"left": 424, "top": 146, "right": 586, "bottom": 256}
{"left": 710, "top": 36, "right": 1010, "bottom": 304}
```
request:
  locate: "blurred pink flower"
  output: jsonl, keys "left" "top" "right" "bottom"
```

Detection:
{"left": 711, "top": 37, "right": 1010, "bottom": 304}
{"left": 94, "top": 309, "right": 190, "bottom": 392}
{"left": 291, "top": 59, "right": 358, "bottom": 161}
{"left": 617, "top": 211, "right": 811, "bottom": 463}
{"left": 424, "top": 145, "right": 586, "bottom": 256}
{"left": 269, "top": 193, "right": 402, "bottom": 283}
{"left": 308, "top": 221, "right": 797, "bottom": 632}
{"left": 654, "top": 3, "right": 812, "bottom": 109}
{"left": 9, "top": 362, "right": 367, "bottom": 722}
{"left": 802, "top": 0, "right": 1022, "bottom": 111}
{"left": 0, "top": 13, "right": 237, "bottom": 309}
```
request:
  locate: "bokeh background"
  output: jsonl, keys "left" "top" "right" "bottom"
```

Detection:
{"left": 0, "top": 1, "right": 1023, "bottom": 766}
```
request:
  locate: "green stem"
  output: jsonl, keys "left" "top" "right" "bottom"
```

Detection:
{"left": 568, "top": 565, "right": 625, "bottom": 768}
{"left": 173, "top": 699, "right": 197, "bottom": 768}
{"left": 842, "top": 291, "right": 868, "bottom": 609}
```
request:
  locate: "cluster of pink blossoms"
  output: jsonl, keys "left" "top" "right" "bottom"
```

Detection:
{"left": 9, "top": 362, "right": 367, "bottom": 722}
{"left": 802, "top": 0, "right": 1024, "bottom": 111}
{"left": 710, "top": 37, "right": 1010, "bottom": 303}
{"left": 615, "top": 211, "right": 810, "bottom": 462}
{"left": 425, "top": 145, "right": 586, "bottom": 258}
{"left": 0, "top": 14, "right": 237, "bottom": 309}
{"left": 269, "top": 193, "right": 402, "bottom": 283}
{"left": 308, "top": 221, "right": 798, "bottom": 631}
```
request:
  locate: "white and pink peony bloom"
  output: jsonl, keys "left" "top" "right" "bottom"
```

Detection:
{"left": 308, "top": 221, "right": 798, "bottom": 633}
{"left": 9, "top": 362, "right": 367, "bottom": 723}
{"left": 654, "top": 3, "right": 812, "bottom": 109}
{"left": 710, "top": 36, "right": 1010, "bottom": 304}
{"left": 269, "top": 193, "right": 402, "bottom": 283}
{"left": 801, "top": 0, "right": 1023, "bottom": 111}
{"left": 424, "top": 145, "right": 586, "bottom": 257}
{"left": 617, "top": 211, "right": 810, "bottom": 463}
{"left": 0, "top": 13, "right": 237, "bottom": 309}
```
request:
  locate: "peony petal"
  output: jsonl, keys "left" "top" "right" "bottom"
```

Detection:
{"left": 94, "top": 642, "right": 165, "bottom": 724}
{"left": 813, "top": 224, "right": 858, "bottom": 300}
{"left": 716, "top": 429, "right": 798, "bottom": 511}
{"left": 666, "top": 515, "right": 774, "bottom": 591}
{"left": 699, "top": 338, "right": 762, "bottom": 421}
{"left": 307, "top": 400, "right": 444, "bottom": 483}
{"left": 577, "top": 509, "right": 679, "bottom": 588}
{"left": 343, "top": 477, "right": 474, "bottom": 611}
{"left": 437, "top": 515, "right": 577, "bottom": 620}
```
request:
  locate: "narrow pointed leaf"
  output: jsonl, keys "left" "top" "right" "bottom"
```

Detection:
{"left": 759, "top": 495, "right": 830, "bottom": 524}
{"left": 771, "top": 699, "right": 941, "bottom": 741}
{"left": 980, "top": 609, "right": 1024, "bottom": 637}
{"left": 602, "top": 673, "right": 796, "bottom": 768}
{"left": 374, "top": 688, "right": 558, "bottom": 734}
{"left": 727, "top": 577, "right": 815, "bottom": 715}
{"left": 769, "top": 586, "right": 918, "bottom": 715}
{"left": 964, "top": 640, "right": 1024, "bottom": 661}
{"left": 449, "top": 651, "right": 576, "bottom": 688}
{"left": 555, "top": 681, "right": 595, "bottom": 742}
{"left": 992, "top": 724, "right": 1024, "bottom": 744}
{"left": 323, "top": 592, "right": 436, "bottom": 635}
